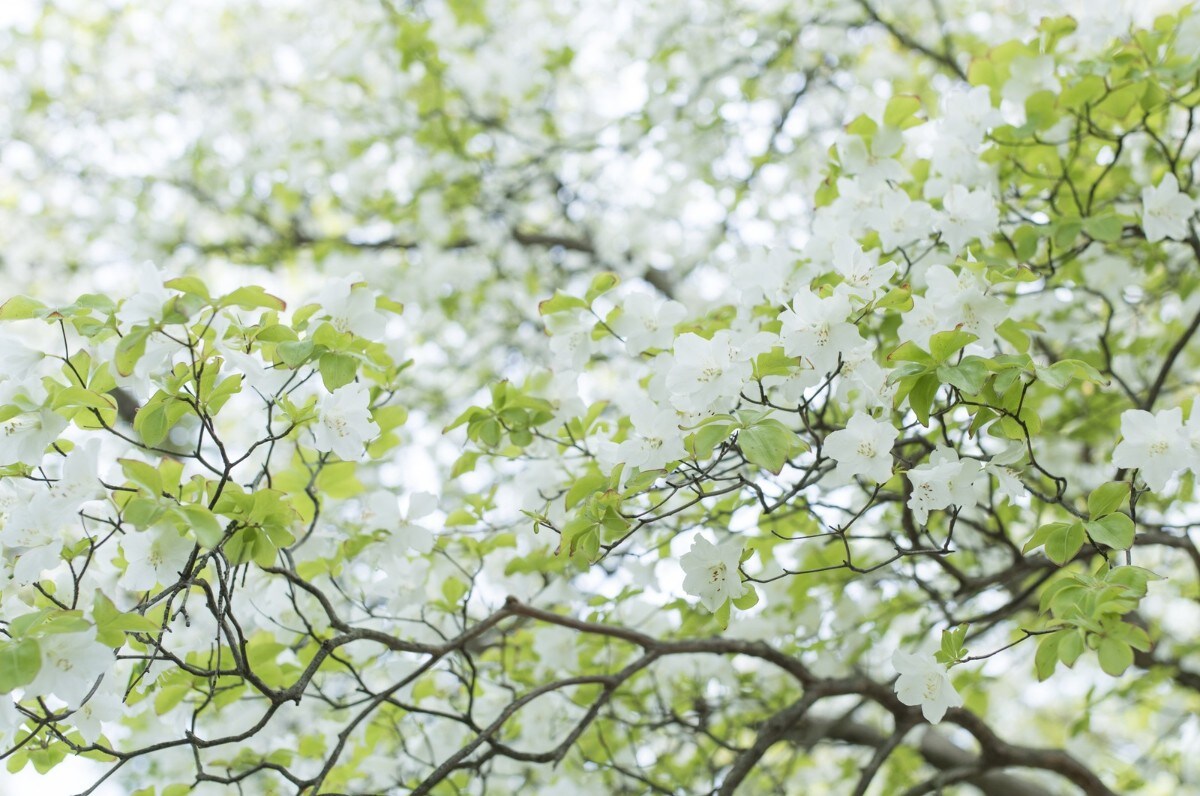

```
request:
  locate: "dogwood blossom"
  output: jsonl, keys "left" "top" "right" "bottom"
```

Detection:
{"left": 907, "top": 448, "right": 982, "bottom": 525}
{"left": 899, "top": 264, "right": 1005, "bottom": 349}
{"left": 611, "top": 293, "right": 687, "bottom": 355}
{"left": 831, "top": 240, "right": 896, "bottom": 300}
{"left": 680, "top": 535, "right": 747, "bottom": 612}
{"left": 362, "top": 490, "right": 436, "bottom": 554}
{"left": 27, "top": 631, "right": 115, "bottom": 708}
{"left": 936, "top": 185, "right": 999, "bottom": 254}
{"left": 114, "top": 263, "right": 171, "bottom": 331}
{"left": 823, "top": 412, "right": 898, "bottom": 483}
{"left": 1112, "top": 407, "right": 1189, "bottom": 492}
{"left": 120, "top": 525, "right": 196, "bottom": 592}
{"left": 616, "top": 402, "right": 686, "bottom": 472}
{"left": 313, "top": 382, "right": 380, "bottom": 460}
{"left": 892, "top": 650, "right": 963, "bottom": 724}
{"left": 1141, "top": 174, "right": 1196, "bottom": 243}
{"left": 0, "top": 406, "right": 67, "bottom": 467}
{"left": 779, "top": 289, "right": 864, "bottom": 376}
{"left": 666, "top": 331, "right": 760, "bottom": 415}
{"left": 316, "top": 277, "right": 387, "bottom": 339}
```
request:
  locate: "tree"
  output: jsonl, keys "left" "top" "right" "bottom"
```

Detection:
{"left": 0, "top": 1, "right": 1199, "bottom": 794}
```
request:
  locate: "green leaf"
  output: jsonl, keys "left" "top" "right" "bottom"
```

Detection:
{"left": 278, "top": 340, "right": 315, "bottom": 368}
{"left": 50, "top": 386, "right": 117, "bottom": 412}
{"left": 1052, "top": 217, "right": 1083, "bottom": 249}
{"left": 444, "top": 509, "right": 477, "bottom": 527}
{"left": 1034, "top": 631, "right": 1061, "bottom": 681}
{"left": 1088, "top": 481, "right": 1129, "bottom": 518}
{"left": 115, "top": 327, "right": 152, "bottom": 377}
{"left": 732, "top": 584, "right": 759, "bottom": 610}
{"left": 584, "top": 272, "right": 620, "bottom": 303}
{"left": 937, "top": 357, "right": 989, "bottom": 394}
{"left": 134, "top": 403, "right": 170, "bottom": 447}
{"left": 219, "top": 286, "right": 286, "bottom": 311}
{"left": 0, "top": 639, "right": 42, "bottom": 692}
{"left": 121, "top": 458, "right": 164, "bottom": 496}
{"left": 929, "top": 330, "right": 978, "bottom": 363}
{"left": 714, "top": 597, "right": 732, "bottom": 629}
{"left": 1060, "top": 74, "right": 1106, "bottom": 108}
{"left": 93, "top": 591, "right": 160, "bottom": 647}
{"left": 738, "top": 420, "right": 804, "bottom": 475}
{"left": 318, "top": 352, "right": 358, "bottom": 391}
{"left": 1096, "top": 637, "right": 1133, "bottom": 677}
{"left": 908, "top": 374, "right": 940, "bottom": 427}
{"left": 1058, "top": 630, "right": 1084, "bottom": 666}
{"left": 1083, "top": 213, "right": 1124, "bottom": 243}
{"left": 1085, "top": 513, "right": 1135, "bottom": 550}
{"left": 538, "top": 291, "right": 588, "bottom": 315}
{"left": 164, "top": 276, "right": 212, "bottom": 300}
{"left": 1044, "top": 520, "right": 1086, "bottom": 565}
{"left": 0, "top": 296, "right": 48, "bottom": 321}
{"left": 887, "top": 341, "right": 934, "bottom": 364}
{"left": 1024, "top": 521, "right": 1071, "bottom": 554}
{"left": 179, "top": 504, "right": 225, "bottom": 548}
{"left": 687, "top": 422, "right": 734, "bottom": 461}
{"left": 883, "top": 94, "right": 922, "bottom": 128}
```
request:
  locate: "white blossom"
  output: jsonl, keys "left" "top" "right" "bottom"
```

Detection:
{"left": 27, "top": 631, "right": 115, "bottom": 708}
{"left": 313, "top": 382, "right": 380, "bottom": 460}
{"left": 611, "top": 292, "right": 687, "bottom": 355}
{"left": 1141, "top": 174, "right": 1196, "bottom": 243}
{"left": 316, "top": 276, "right": 387, "bottom": 339}
{"left": 615, "top": 402, "right": 686, "bottom": 473}
{"left": 936, "top": 185, "right": 999, "bottom": 254}
{"left": 0, "top": 406, "right": 67, "bottom": 467}
{"left": 1112, "top": 407, "right": 1189, "bottom": 492}
{"left": 666, "top": 331, "right": 755, "bottom": 415}
{"left": 120, "top": 525, "right": 196, "bottom": 592}
{"left": 823, "top": 412, "right": 898, "bottom": 484}
{"left": 892, "top": 650, "right": 963, "bottom": 724}
{"left": 779, "top": 289, "right": 864, "bottom": 376}
{"left": 680, "top": 535, "right": 746, "bottom": 612}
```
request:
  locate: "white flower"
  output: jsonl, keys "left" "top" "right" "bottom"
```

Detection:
{"left": 987, "top": 463, "right": 1027, "bottom": 502}
{"left": 615, "top": 402, "right": 686, "bottom": 472}
{"left": 837, "top": 129, "right": 906, "bottom": 187}
{"left": 120, "top": 525, "right": 196, "bottom": 592}
{"left": 940, "top": 85, "right": 1002, "bottom": 144}
{"left": 71, "top": 675, "right": 123, "bottom": 745}
{"left": 114, "top": 263, "right": 171, "bottom": 332}
{"left": 27, "top": 631, "right": 115, "bottom": 708}
{"left": 1112, "top": 407, "right": 1188, "bottom": 492}
{"left": 906, "top": 449, "right": 982, "bottom": 525}
{"left": 313, "top": 383, "right": 380, "bottom": 460}
{"left": 0, "top": 407, "right": 67, "bottom": 467}
{"left": 1141, "top": 174, "right": 1196, "bottom": 243}
{"left": 363, "top": 490, "right": 436, "bottom": 554}
{"left": 823, "top": 412, "right": 898, "bottom": 483}
{"left": 680, "top": 535, "right": 747, "bottom": 612}
{"left": 221, "top": 349, "right": 292, "bottom": 397}
{"left": 899, "top": 265, "right": 1005, "bottom": 349}
{"left": 315, "top": 277, "right": 387, "bottom": 338}
{"left": 831, "top": 240, "right": 896, "bottom": 300}
{"left": 936, "top": 185, "right": 999, "bottom": 254}
{"left": 779, "top": 289, "right": 864, "bottom": 376}
{"left": 892, "top": 650, "right": 963, "bottom": 724}
{"left": 544, "top": 309, "right": 595, "bottom": 373}
{"left": 666, "top": 331, "right": 754, "bottom": 414}
{"left": 1001, "top": 55, "right": 1060, "bottom": 107}
{"left": 0, "top": 695, "right": 19, "bottom": 750}
{"left": 865, "top": 189, "right": 936, "bottom": 252}
{"left": 611, "top": 293, "right": 687, "bottom": 355}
